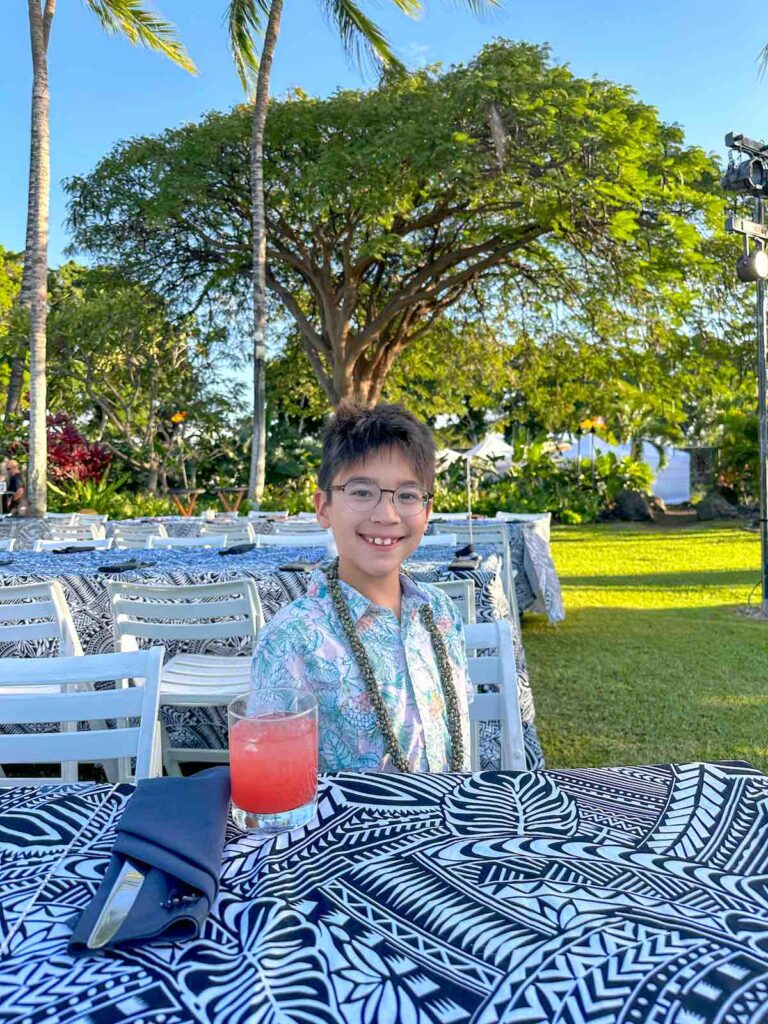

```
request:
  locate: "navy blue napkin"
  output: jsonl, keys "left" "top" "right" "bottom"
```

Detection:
{"left": 52, "top": 545, "right": 95, "bottom": 554}
{"left": 455, "top": 543, "right": 476, "bottom": 557}
{"left": 219, "top": 542, "right": 256, "bottom": 555}
{"left": 68, "top": 767, "right": 231, "bottom": 956}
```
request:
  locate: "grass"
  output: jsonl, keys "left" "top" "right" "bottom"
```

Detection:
{"left": 522, "top": 521, "right": 768, "bottom": 773}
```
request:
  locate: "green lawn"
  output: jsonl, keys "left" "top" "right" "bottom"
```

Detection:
{"left": 522, "top": 521, "right": 768, "bottom": 773}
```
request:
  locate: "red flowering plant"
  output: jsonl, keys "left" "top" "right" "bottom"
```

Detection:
{"left": 46, "top": 414, "right": 112, "bottom": 481}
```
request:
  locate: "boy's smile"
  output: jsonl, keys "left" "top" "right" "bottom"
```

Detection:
{"left": 314, "top": 447, "right": 431, "bottom": 609}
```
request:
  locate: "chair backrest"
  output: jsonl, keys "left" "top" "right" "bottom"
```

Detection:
{"left": 434, "top": 523, "right": 508, "bottom": 546}
{"left": 45, "top": 522, "right": 105, "bottom": 542}
{"left": 76, "top": 513, "right": 109, "bottom": 524}
{"left": 0, "top": 537, "right": 15, "bottom": 551}
{"left": 43, "top": 512, "right": 77, "bottom": 523}
{"left": 34, "top": 537, "right": 113, "bottom": 552}
{"left": 273, "top": 521, "right": 327, "bottom": 533}
{"left": 432, "top": 579, "right": 476, "bottom": 623}
{"left": 146, "top": 534, "right": 227, "bottom": 549}
{"left": 257, "top": 532, "right": 334, "bottom": 548}
{"left": 0, "top": 580, "right": 82, "bottom": 656}
{"left": 111, "top": 523, "right": 169, "bottom": 549}
{"left": 248, "top": 510, "right": 288, "bottom": 519}
{"left": 463, "top": 620, "right": 525, "bottom": 771}
{"left": 107, "top": 578, "right": 264, "bottom": 649}
{"left": 419, "top": 533, "right": 457, "bottom": 548}
{"left": 0, "top": 647, "right": 164, "bottom": 784}
{"left": 199, "top": 521, "right": 256, "bottom": 543}
{"left": 431, "top": 512, "right": 473, "bottom": 521}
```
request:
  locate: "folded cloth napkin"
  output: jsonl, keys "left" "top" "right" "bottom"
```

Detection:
{"left": 69, "top": 766, "right": 230, "bottom": 956}
{"left": 97, "top": 559, "right": 156, "bottom": 573}
{"left": 455, "top": 543, "right": 476, "bottom": 557}
{"left": 218, "top": 542, "right": 256, "bottom": 556}
{"left": 52, "top": 545, "right": 95, "bottom": 554}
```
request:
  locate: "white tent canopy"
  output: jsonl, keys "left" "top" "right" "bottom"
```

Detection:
{"left": 435, "top": 434, "right": 518, "bottom": 541}
{"left": 558, "top": 436, "right": 691, "bottom": 505}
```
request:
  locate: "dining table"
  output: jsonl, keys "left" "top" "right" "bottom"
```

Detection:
{"left": 0, "top": 542, "right": 543, "bottom": 770}
{"left": 2, "top": 758, "right": 767, "bottom": 1023}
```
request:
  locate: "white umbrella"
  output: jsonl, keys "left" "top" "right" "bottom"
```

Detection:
{"left": 436, "top": 434, "right": 517, "bottom": 544}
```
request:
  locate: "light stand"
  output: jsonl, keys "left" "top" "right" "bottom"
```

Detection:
{"left": 723, "top": 132, "right": 768, "bottom": 616}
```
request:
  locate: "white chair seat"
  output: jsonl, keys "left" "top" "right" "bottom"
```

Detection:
{"left": 160, "top": 654, "right": 251, "bottom": 701}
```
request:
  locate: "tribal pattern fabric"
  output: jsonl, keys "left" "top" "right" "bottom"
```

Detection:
{"left": 2, "top": 761, "right": 768, "bottom": 1023}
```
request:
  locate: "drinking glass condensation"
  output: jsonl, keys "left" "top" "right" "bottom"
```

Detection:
{"left": 228, "top": 689, "right": 318, "bottom": 834}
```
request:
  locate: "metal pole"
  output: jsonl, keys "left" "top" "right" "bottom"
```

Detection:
{"left": 755, "top": 196, "right": 768, "bottom": 615}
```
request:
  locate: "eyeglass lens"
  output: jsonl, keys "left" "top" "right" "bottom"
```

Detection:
{"left": 342, "top": 483, "right": 427, "bottom": 516}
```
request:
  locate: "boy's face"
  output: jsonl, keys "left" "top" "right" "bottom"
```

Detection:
{"left": 314, "top": 447, "right": 432, "bottom": 582}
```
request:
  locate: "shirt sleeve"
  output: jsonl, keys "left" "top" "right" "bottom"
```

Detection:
{"left": 249, "top": 611, "right": 310, "bottom": 691}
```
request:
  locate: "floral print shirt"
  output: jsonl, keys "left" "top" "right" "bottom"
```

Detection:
{"left": 250, "top": 569, "right": 472, "bottom": 773}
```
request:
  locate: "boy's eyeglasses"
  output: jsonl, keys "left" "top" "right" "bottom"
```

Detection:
{"left": 330, "top": 482, "right": 432, "bottom": 516}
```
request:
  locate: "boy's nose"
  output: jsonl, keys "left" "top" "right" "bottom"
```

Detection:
{"left": 371, "top": 493, "right": 401, "bottom": 523}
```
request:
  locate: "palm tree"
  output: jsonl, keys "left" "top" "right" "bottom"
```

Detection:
{"left": 225, "top": 0, "right": 499, "bottom": 506}
{"left": 21, "top": 1, "right": 195, "bottom": 515}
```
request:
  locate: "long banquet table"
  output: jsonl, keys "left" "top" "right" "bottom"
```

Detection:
{"left": 3, "top": 759, "right": 767, "bottom": 1023}
{"left": 0, "top": 513, "right": 565, "bottom": 622}
{"left": 0, "top": 543, "right": 543, "bottom": 770}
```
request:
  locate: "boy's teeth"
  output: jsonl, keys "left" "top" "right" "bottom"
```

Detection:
{"left": 366, "top": 536, "right": 396, "bottom": 546}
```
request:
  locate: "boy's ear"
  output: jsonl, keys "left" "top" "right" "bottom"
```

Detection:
{"left": 314, "top": 488, "right": 331, "bottom": 527}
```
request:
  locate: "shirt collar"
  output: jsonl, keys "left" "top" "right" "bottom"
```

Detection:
{"left": 308, "top": 568, "right": 431, "bottom": 624}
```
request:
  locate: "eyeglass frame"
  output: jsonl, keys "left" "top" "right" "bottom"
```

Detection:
{"left": 328, "top": 481, "right": 433, "bottom": 517}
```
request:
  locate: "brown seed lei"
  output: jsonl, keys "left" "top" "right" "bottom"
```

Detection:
{"left": 324, "top": 557, "right": 465, "bottom": 772}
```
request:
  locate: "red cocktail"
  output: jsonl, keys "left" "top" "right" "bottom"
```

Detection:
{"left": 228, "top": 689, "right": 318, "bottom": 834}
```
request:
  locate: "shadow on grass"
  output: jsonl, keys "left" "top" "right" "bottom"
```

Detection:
{"left": 560, "top": 568, "right": 761, "bottom": 590}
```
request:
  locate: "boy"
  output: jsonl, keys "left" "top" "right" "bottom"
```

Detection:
{"left": 250, "top": 402, "right": 472, "bottom": 773}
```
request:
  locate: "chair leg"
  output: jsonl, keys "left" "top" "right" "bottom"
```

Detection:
{"left": 160, "top": 719, "right": 183, "bottom": 777}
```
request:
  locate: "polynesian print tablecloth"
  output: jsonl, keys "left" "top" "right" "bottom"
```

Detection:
{"left": 2, "top": 760, "right": 768, "bottom": 1023}
{"left": 0, "top": 545, "right": 543, "bottom": 770}
{"left": 0, "top": 515, "right": 564, "bottom": 622}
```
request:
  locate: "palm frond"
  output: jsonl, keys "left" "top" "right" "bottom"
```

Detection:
{"left": 82, "top": 0, "right": 196, "bottom": 74}
{"left": 225, "top": 0, "right": 270, "bottom": 91}
{"left": 321, "top": 0, "right": 411, "bottom": 71}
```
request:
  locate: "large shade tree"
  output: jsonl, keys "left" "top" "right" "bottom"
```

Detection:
{"left": 66, "top": 41, "right": 727, "bottom": 436}
{"left": 225, "top": 0, "right": 500, "bottom": 503}
{"left": 17, "top": 1, "right": 194, "bottom": 514}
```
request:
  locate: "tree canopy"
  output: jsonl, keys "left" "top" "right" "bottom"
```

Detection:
{"left": 66, "top": 39, "right": 729, "bottom": 408}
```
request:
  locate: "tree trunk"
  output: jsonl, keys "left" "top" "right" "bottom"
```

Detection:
{"left": 247, "top": 0, "right": 283, "bottom": 507}
{"left": 25, "top": 0, "right": 54, "bottom": 515}
{"left": 4, "top": 355, "right": 26, "bottom": 420}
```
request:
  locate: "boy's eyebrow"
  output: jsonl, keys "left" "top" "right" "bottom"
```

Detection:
{"left": 343, "top": 475, "right": 423, "bottom": 486}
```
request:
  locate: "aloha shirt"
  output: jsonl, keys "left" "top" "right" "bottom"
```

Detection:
{"left": 250, "top": 568, "right": 472, "bottom": 772}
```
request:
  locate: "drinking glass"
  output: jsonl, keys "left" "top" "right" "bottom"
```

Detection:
{"left": 228, "top": 688, "right": 318, "bottom": 834}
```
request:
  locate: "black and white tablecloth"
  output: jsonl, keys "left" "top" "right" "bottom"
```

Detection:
{"left": 1, "top": 515, "right": 565, "bottom": 621}
{"left": 0, "top": 545, "right": 543, "bottom": 770}
{"left": 3, "top": 760, "right": 768, "bottom": 1023}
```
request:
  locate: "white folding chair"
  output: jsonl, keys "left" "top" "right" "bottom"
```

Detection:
{"left": 434, "top": 523, "right": 519, "bottom": 618}
{"left": 0, "top": 648, "right": 164, "bottom": 785}
{"left": 44, "top": 522, "right": 106, "bottom": 542}
{"left": 199, "top": 521, "right": 256, "bottom": 545}
{"left": 112, "top": 523, "right": 169, "bottom": 549}
{"left": 0, "top": 537, "right": 15, "bottom": 552}
{"left": 432, "top": 579, "right": 476, "bottom": 624}
{"left": 257, "top": 532, "right": 335, "bottom": 549}
{"left": 43, "top": 512, "right": 77, "bottom": 524}
{"left": 272, "top": 521, "right": 328, "bottom": 534}
{"left": 34, "top": 537, "right": 113, "bottom": 552}
{"left": 107, "top": 579, "right": 264, "bottom": 775}
{"left": 419, "top": 532, "right": 457, "bottom": 548}
{"left": 464, "top": 620, "right": 525, "bottom": 771}
{"left": 75, "top": 513, "right": 109, "bottom": 525}
{"left": 431, "top": 512, "right": 473, "bottom": 521}
{"left": 247, "top": 510, "right": 288, "bottom": 519}
{"left": 146, "top": 534, "right": 227, "bottom": 550}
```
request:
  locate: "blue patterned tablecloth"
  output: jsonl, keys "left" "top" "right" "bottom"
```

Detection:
{"left": 2, "top": 760, "right": 767, "bottom": 1023}
{"left": 0, "top": 544, "right": 543, "bottom": 770}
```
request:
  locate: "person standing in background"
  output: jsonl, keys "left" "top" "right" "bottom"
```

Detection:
{"left": 4, "top": 459, "right": 26, "bottom": 515}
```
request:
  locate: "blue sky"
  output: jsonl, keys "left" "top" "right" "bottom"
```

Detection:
{"left": 2, "top": 0, "right": 767, "bottom": 265}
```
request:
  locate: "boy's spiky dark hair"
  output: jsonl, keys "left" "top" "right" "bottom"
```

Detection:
{"left": 318, "top": 402, "right": 436, "bottom": 492}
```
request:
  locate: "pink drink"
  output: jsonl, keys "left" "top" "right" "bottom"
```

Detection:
{"left": 230, "top": 712, "right": 318, "bottom": 814}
